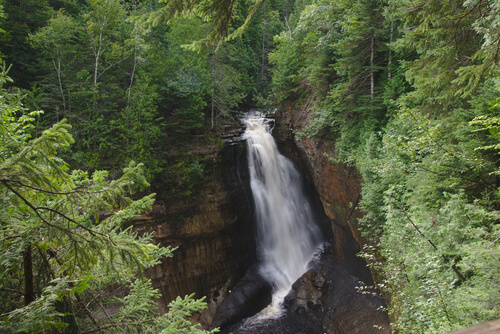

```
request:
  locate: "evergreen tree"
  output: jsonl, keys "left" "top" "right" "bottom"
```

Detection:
{"left": 266, "top": 0, "right": 500, "bottom": 331}
{"left": 0, "top": 0, "right": 54, "bottom": 88}
{"left": 0, "top": 62, "right": 216, "bottom": 333}
{"left": 31, "top": 10, "right": 79, "bottom": 121}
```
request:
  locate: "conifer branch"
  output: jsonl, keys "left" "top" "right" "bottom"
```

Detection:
{"left": 434, "top": 282, "right": 452, "bottom": 324}
{"left": 391, "top": 194, "right": 466, "bottom": 283}
{"left": 2, "top": 180, "right": 74, "bottom": 235}
{"left": 36, "top": 206, "right": 101, "bottom": 237}
{"left": 406, "top": 110, "right": 493, "bottom": 190}
{"left": 0, "top": 234, "right": 22, "bottom": 241}
{"left": 1, "top": 180, "right": 110, "bottom": 242}
{"left": 415, "top": 165, "right": 494, "bottom": 190}
{"left": 0, "top": 178, "right": 106, "bottom": 195}
{"left": 397, "top": 198, "right": 438, "bottom": 251}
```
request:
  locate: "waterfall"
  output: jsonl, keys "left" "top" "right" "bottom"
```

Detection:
{"left": 243, "top": 111, "right": 322, "bottom": 314}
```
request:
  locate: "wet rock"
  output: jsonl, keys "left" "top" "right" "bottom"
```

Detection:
{"left": 274, "top": 108, "right": 363, "bottom": 244}
{"left": 222, "top": 244, "right": 390, "bottom": 334}
{"left": 133, "top": 107, "right": 392, "bottom": 332}
{"left": 210, "top": 266, "right": 272, "bottom": 330}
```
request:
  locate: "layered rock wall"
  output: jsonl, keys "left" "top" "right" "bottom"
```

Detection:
{"left": 131, "top": 108, "right": 391, "bottom": 332}
{"left": 133, "top": 129, "right": 255, "bottom": 317}
{"left": 274, "top": 107, "right": 363, "bottom": 260}
{"left": 273, "top": 106, "right": 392, "bottom": 333}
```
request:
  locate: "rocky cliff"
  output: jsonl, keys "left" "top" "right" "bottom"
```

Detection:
{"left": 132, "top": 109, "right": 391, "bottom": 332}
{"left": 274, "top": 106, "right": 363, "bottom": 247}
{"left": 133, "top": 124, "right": 256, "bottom": 321}
{"left": 271, "top": 106, "right": 392, "bottom": 333}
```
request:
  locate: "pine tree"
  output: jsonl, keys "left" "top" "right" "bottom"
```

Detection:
{"left": 0, "top": 61, "right": 216, "bottom": 333}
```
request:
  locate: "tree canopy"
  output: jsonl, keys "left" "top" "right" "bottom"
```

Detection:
{"left": 0, "top": 61, "right": 216, "bottom": 333}
{"left": 0, "top": 0, "right": 499, "bottom": 332}
{"left": 266, "top": 0, "right": 500, "bottom": 331}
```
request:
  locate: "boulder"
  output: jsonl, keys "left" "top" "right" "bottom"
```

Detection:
{"left": 210, "top": 265, "right": 273, "bottom": 330}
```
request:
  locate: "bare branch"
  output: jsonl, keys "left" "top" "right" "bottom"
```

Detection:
{"left": 75, "top": 292, "right": 99, "bottom": 327}
{"left": 0, "top": 234, "right": 22, "bottom": 241}
{"left": 96, "top": 54, "right": 131, "bottom": 81}
{"left": 488, "top": 235, "right": 500, "bottom": 248}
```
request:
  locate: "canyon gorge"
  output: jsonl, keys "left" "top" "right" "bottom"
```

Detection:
{"left": 135, "top": 108, "right": 391, "bottom": 333}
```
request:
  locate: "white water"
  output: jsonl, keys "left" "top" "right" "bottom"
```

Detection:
{"left": 243, "top": 112, "right": 322, "bottom": 317}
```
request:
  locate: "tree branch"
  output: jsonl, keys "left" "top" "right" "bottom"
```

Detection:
{"left": 2, "top": 180, "right": 73, "bottom": 234}
{"left": 391, "top": 194, "right": 466, "bottom": 283}
{"left": 75, "top": 292, "right": 99, "bottom": 327}
{"left": 407, "top": 111, "right": 494, "bottom": 190}
{"left": 488, "top": 235, "right": 500, "bottom": 248}
{"left": 86, "top": 290, "right": 115, "bottom": 326}
{"left": 1, "top": 178, "right": 106, "bottom": 195}
{"left": 0, "top": 234, "right": 22, "bottom": 241}
{"left": 348, "top": 192, "right": 361, "bottom": 221}
{"left": 96, "top": 54, "right": 131, "bottom": 81}
{"left": 0, "top": 288, "right": 25, "bottom": 295}
{"left": 1, "top": 180, "right": 112, "bottom": 243}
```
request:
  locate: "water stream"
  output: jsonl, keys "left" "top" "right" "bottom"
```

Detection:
{"left": 243, "top": 111, "right": 322, "bottom": 317}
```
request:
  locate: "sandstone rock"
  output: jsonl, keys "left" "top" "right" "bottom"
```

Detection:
{"left": 272, "top": 108, "right": 392, "bottom": 333}
{"left": 274, "top": 108, "right": 362, "bottom": 240}
{"left": 132, "top": 108, "right": 391, "bottom": 332}
{"left": 133, "top": 119, "right": 256, "bottom": 322}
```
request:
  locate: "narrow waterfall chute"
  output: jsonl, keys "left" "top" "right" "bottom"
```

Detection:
{"left": 243, "top": 111, "right": 322, "bottom": 316}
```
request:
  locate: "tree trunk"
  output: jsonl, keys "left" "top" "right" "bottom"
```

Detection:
{"left": 260, "top": 1, "right": 266, "bottom": 79}
{"left": 370, "top": 29, "right": 375, "bottom": 113}
{"left": 285, "top": 15, "right": 292, "bottom": 38}
{"left": 127, "top": 46, "right": 137, "bottom": 107}
{"left": 53, "top": 52, "right": 66, "bottom": 118}
{"left": 388, "top": 21, "right": 393, "bottom": 81}
{"left": 93, "top": 32, "right": 103, "bottom": 88}
{"left": 57, "top": 296, "right": 81, "bottom": 333}
{"left": 23, "top": 245, "right": 34, "bottom": 306}
{"left": 370, "top": 29, "right": 374, "bottom": 102}
{"left": 211, "top": 50, "right": 216, "bottom": 130}
{"left": 94, "top": 54, "right": 99, "bottom": 89}
{"left": 68, "top": 88, "right": 72, "bottom": 117}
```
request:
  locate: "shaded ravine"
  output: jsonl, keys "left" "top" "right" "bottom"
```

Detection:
{"left": 135, "top": 110, "right": 390, "bottom": 332}
{"left": 210, "top": 112, "right": 390, "bottom": 333}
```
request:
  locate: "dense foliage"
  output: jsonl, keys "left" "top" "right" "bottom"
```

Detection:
{"left": 0, "top": 0, "right": 280, "bottom": 331}
{"left": 0, "top": 62, "right": 219, "bottom": 332}
{"left": 2, "top": 0, "right": 499, "bottom": 332}
{"left": 0, "top": 0, "right": 277, "bottom": 180}
{"left": 267, "top": 0, "right": 500, "bottom": 332}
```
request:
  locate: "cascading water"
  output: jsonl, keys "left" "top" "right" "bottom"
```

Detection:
{"left": 243, "top": 111, "right": 322, "bottom": 315}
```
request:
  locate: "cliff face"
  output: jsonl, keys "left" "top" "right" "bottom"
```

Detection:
{"left": 133, "top": 127, "right": 255, "bottom": 319}
{"left": 273, "top": 106, "right": 392, "bottom": 333}
{"left": 132, "top": 109, "right": 390, "bottom": 332}
{"left": 274, "top": 107, "right": 363, "bottom": 258}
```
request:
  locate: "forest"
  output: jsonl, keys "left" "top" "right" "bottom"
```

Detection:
{"left": 0, "top": 0, "right": 499, "bottom": 333}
